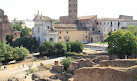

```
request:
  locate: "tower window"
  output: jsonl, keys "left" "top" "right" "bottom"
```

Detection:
{"left": 60, "top": 31, "right": 61, "bottom": 34}
{"left": 67, "top": 31, "right": 68, "bottom": 33}
{"left": 59, "top": 37, "right": 62, "bottom": 39}
{"left": 85, "top": 36, "right": 88, "bottom": 38}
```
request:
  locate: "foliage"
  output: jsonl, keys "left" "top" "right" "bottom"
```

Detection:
{"left": 66, "top": 42, "right": 72, "bottom": 52}
{"left": 20, "top": 27, "right": 31, "bottom": 37}
{"left": 39, "top": 41, "right": 55, "bottom": 56}
{"left": 12, "top": 24, "right": 31, "bottom": 37}
{"left": 65, "top": 52, "right": 85, "bottom": 57}
{"left": 71, "top": 41, "right": 84, "bottom": 53}
{"left": 0, "top": 62, "right": 2, "bottom": 67}
{"left": 61, "top": 57, "right": 75, "bottom": 70}
{"left": 6, "top": 34, "right": 13, "bottom": 45}
{"left": 13, "top": 47, "right": 29, "bottom": 61}
{"left": 0, "top": 42, "right": 14, "bottom": 62}
{"left": 97, "top": 41, "right": 108, "bottom": 44}
{"left": 55, "top": 20, "right": 60, "bottom": 24}
{"left": 0, "top": 42, "right": 29, "bottom": 63}
{"left": 12, "top": 37, "right": 39, "bottom": 53}
{"left": 107, "top": 29, "right": 137, "bottom": 58}
{"left": 125, "top": 25, "right": 137, "bottom": 36}
{"left": 55, "top": 42, "right": 67, "bottom": 56}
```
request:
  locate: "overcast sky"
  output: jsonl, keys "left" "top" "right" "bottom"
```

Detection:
{"left": 0, "top": 0, "right": 137, "bottom": 20}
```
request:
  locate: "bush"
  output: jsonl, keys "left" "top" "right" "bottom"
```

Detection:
{"left": 12, "top": 37, "right": 39, "bottom": 53}
{"left": 0, "top": 62, "right": 2, "bottom": 67}
{"left": 71, "top": 41, "right": 84, "bottom": 53}
{"left": 55, "top": 42, "right": 67, "bottom": 56}
{"left": 39, "top": 41, "right": 55, "bottom": 56}
{"left": 107, "top": 30, "right": 137, "bottom": 58}
{"left": 13, "top": 47, "right": 29, "bottom": 61}
{"left": 66, "top": 42, "right": 72, "bottom": 52}
{"left": 61, "top": 57, "right": 75, "bottom": 70}
{"left": 0, "top": 42, "right": 14, "bottom": 62}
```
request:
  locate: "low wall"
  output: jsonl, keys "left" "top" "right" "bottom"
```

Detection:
{"left": 100, "top": 59, "right": 137, "bottom": 67}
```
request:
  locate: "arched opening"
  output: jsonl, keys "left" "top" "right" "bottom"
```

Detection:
{"left": 49, "top": 38, "right": 53, "bottom": 41}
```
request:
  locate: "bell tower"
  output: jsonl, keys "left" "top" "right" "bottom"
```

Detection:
{"left": 68, "top": 0, "right": 78, "bottom": 24}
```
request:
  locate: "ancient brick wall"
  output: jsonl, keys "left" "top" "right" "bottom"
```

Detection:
{"left": 100, "top": 59, "right": 137, "bottom": 67}
{"left": 73, "top": 67, "right": 136, "bottom": 81}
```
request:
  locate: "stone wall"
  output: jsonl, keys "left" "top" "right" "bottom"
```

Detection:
{"left": 52, "top": 65, "right": 63, "bottom": 73}
{"left": 68, "top": 59, "right": 94, "bottom": 73}
{"left": 100, "top": 59, "right": 137, "bottom": 67}
{"left": 73, "top": 67, "right": 137, "bottom": 81}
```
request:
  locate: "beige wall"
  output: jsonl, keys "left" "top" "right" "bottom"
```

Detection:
{"left": 91, "top": 35, "right": 102, "bottom": 42}
{"left": 57, "top": 30, "right": 89, "bottom": 42}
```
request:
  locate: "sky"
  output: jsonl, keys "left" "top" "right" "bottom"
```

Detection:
{"left": 0, "top": 0, "right": 137, "bottom": 20}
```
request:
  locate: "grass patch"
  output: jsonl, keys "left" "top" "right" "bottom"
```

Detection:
{"left": 97, "top": 41, "right": 108, "bottom": 44}
{"left": 65, "top": 52, "right": 86, "bottom": 57}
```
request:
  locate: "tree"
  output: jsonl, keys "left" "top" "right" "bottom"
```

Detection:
{"left": 61, "top": 57, "right": 75, "bottom": 70}
{"left": 12, "top": 24, "right": 31, "bottom": 37}
{"left": 39, "top": 41, "right": 55, "bottom": 56}
{"left": 0, "top": 42, "right": 14, "bottom": 62}
{"left": 66, "top": 42, "right": 72, "bottom": 52}
{"left": 107, "top": 30, "right": 137, "bottom": 58}
{"left": 71, "top": 41, "right": 84, "bottom": 53}
{"left": 55, "top": 42, "right": 67, "bottom": 56}
{"left": 13, "top": 47, "right": 29, "bottom": 61}
{"left": 12, "top": 37, "right": 39, "bottom": 53}
{"left": 125, "top": 25, "right": 137, "bottom": 36}
{"left": 6, "top": 34, "right": 13, "bottom": 44}
{"left": 20, "top": 27, "right": 31, "bottom": 37}
{"left": 55, "top": 20, "right": 60, "bottom": 24}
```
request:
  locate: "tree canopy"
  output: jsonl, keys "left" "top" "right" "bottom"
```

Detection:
{"left": 107, "top": 29, "right": 137, "bottom": 58}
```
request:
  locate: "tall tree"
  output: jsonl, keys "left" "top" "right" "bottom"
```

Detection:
{"left": 107, "top": 29, "right": 137, "bottom": 58}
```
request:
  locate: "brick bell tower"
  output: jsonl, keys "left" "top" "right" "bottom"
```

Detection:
{"left": 68, "top": 0, "right": 78, "bottom": 24}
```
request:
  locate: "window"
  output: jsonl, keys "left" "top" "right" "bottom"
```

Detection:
{"left": 92, "top": 28, "right": 95, "bottom": 31}
{"left": 100, "top": 36, "right": 101, "bottom": 38}
{"left": 47, "top": 26, "right": 49, "bottom": 29}
{"left": 67, "top": 31, "right": 68, "bottom": 33}
{"left": 85, "top": 31, "right": 87, "bottom": 33}
{"left": 111, "top": 22, "right": 113, "bottom": 27}
{"left": 104, "top": 22, "right": 105, "bottom": 25}
{"left": 97, "top": 36, "right": 98, "bottom": 38}
{"left": 60, "top": 31, "right": 61, "bottom": 34}
{"left": 38, "top": 27, "right": 40, "bottom": 33}
{"left": 100, "top": 22, "right": 102, "bottom": 25}
{"left": 85, "top": 36, "right": 87, "bottom": 38}
{"left": 59, "top": 37, "right": 62, "bottom": 39}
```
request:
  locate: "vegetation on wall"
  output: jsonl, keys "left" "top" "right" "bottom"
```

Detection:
{"left": 61, "top": 57, "right": 75, "bottom": 70}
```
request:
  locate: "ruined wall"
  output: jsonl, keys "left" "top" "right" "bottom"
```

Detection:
{"left": 73, "top": 67, "right": 136, "bottom": 81}
{"left": 100, "top": 59, "right": 137, "bottom": 67}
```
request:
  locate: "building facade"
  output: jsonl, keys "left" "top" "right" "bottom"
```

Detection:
{"left": 32, "top": 12, "right": 58, "bottom": 45}
{"left": 0, "top": 9, "right": 13, "bottom": 42}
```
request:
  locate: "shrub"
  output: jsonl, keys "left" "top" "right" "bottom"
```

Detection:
{"left": 71, "top": 41, "right": 84, "bottom": 53}
{"left": 39, "top": 41, "right": 55, "bottom": 56}
{"left": 0, "top": 62, "right": 2, "bottom": 67}
{"left": 12, "top": 37, "right": 39, "bottom": 53}
{"left": 66, "top": 42, "right": 72, "bottom": 52}
{"left": 0, "top": 42, "right": 14, "bottom": 62}
{"left": 13, "top": 47, "right": 29, "bottom": 61}
{"left": 55, "top": 42, "right": 67, "bottom": 56}
{"left": 61, "top": 57, "right": 75, "bottom": 70}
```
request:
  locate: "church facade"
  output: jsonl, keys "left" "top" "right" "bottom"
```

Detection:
{"left": 32, "top": 12, "right": 58, "bottom": 45}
